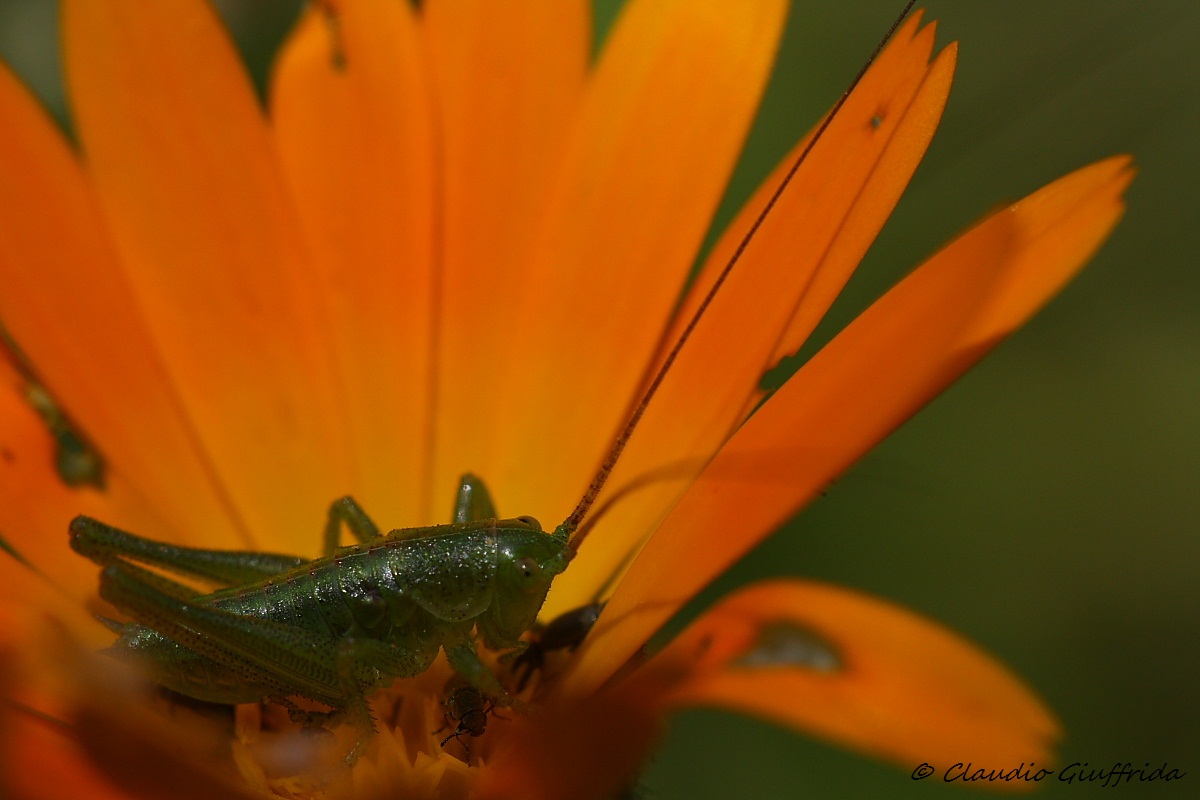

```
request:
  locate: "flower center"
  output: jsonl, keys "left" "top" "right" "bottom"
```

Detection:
{"left": 225, "top": 640, "right": 569, "bottom": 798}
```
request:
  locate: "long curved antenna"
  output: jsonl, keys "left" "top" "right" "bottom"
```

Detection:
{"left": 560, "top": 0, "right": 918, "bottom": 553}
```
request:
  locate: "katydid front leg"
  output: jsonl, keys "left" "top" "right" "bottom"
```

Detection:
{"left": 322, "top": 496, "right": 382, "bottom": 553}
{"left": 442, "top": 626, "right": 528, "bottom": 712}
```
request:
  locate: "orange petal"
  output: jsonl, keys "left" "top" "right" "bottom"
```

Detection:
{"left": 677, "top": 18, "right": 951, "bottom": 371}
{"left": 546, "top": 17, "right": 956, "bottom": 615}
{"left": 0, "top": 62, "right": 246, "bottom": 548}
{"left": 478, "top": 671, "right": 665, "bottom": 800}
{"left": 0, "top": 614, "right": 118, "bottom": 799}
{"left": 0, "top": 555, "right": 100, "bottom": 648}
{"left": 0, "top": 627, "right": 259, "bottom": 800}
{"left": 658, "top": 580, "right": 1060, "bottom": 776}
{"left": 61, "top": 0, "right": 351, "bottom": 550}
{"left": 478, "top": 0, "right": 788, "bottom": 526}
{"left": 0, "top": 706, "right": 133, "bottom": 800}
{"left": 422, "top": 0, "right": 590, "bottom": 518}
{"left": 569, "top": 156, "right": 1133, "bottom": 691}
{"left": 271, "top": 0, "right": 437, "bottom": 525}
{"left": 69, "top": 695, "right": 260, "bottom": 800}
{"left": 0, "top": 355, "right": 178, "bottom": 604}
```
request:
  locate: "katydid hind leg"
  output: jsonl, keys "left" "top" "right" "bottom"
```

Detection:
{"left": 69, "top": 515, "right": 307, "bottom": 587}
{"left": 452, "top": 473, "right": 497, "bottom": 523}
{"left": 98, "top": 559, "right": 391, "bottom": 765}
{"left": 323, "top": 496, "right": 382, "bottom": 553}
{"left": 98, "top": 561, "right": 348, "bottom": 706}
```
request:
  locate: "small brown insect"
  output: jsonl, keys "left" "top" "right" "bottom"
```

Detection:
{"left": 436, "top": 683, "right": 495, "bottom": 764}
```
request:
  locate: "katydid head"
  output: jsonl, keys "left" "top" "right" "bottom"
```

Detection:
{"left": 478, "top": 519, "right": 571, "bottom": 650}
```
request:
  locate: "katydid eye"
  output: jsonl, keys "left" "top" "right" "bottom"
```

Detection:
{"left": 515, "top": 515, "right": 542, "bottom": 531}
{"left": 514, "top": 556, "right": 543, "bottom": 589}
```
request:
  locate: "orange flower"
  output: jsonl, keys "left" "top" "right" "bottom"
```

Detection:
{"left": 0, "top": 2, "right": 1130, "bottom": 799}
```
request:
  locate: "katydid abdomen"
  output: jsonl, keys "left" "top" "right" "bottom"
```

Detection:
{"left": 109, "top": 626, "right": 278, "bottom": 705}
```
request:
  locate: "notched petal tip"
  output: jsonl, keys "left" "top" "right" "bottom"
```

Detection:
{"left": 553, "top": 3, "right": 956, "bottom": 621}
{"left": 963, "top": 155, "right": 1134, "bottom": 348}
{"left": 571, "top": 152, "right": 1134, "bottom": 695}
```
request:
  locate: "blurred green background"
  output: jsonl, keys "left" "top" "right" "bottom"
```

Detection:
{"left": 1, "top": 1, "right": 1194, "bottom": 798}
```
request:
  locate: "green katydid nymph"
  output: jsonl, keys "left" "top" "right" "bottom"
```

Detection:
{"left": 69, "top": 475, "right": 576, "bottom": 764}
{"left": 69, "top": 0, "right": 918, "bottom": 767}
